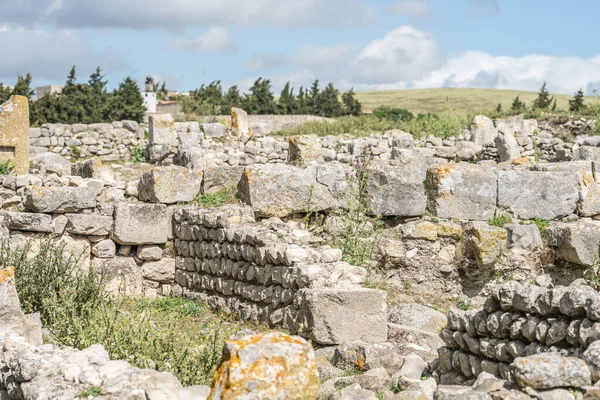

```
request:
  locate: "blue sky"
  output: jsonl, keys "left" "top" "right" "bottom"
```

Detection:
{"left": 1, "top": 0, "right": 600, "bottom": 95}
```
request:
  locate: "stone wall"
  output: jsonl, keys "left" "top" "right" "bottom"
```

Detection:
{"left": 0, "top": 95, "right": 30, "bottom": 174}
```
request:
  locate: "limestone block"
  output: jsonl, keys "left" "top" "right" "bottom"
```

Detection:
{"left": 298, "top": 288, "right": 388, "bottom": 345}
{"left": 59, "top": 235, "right": 91, "bottom": 271}
{"left": 203, "top": 165, "right": 245, "bottom": 194}
{"left": 574, "top": 146, "right": 600, "bottom": 162}
{"left": 512, "top": 354, "right": 590, "bottom": 390}
{"left": 65, "top": 213, "right": 113, "bottom": 236}
{"left": 496, "top": 170, "right": 578, "bottom": 220}
{"left": 4, "top": 211, "right": 53, "bottom": 233}
{"left": 137, "top": 245, "right": 163, "bottom": 261}
{"left": 30, "top": 152, "right": 71, "bottom": 175}
{"left": 92, "top": 257, "right": 143, "bottom": 297}
{"left": 149, "top": 113, "right": 176, "bottom": 146}
{"left": 288, "top": 134, "right": 324, "bottom": 166}
{"left": 388, "top": 303, "right": 446, "bottom": 332}
{"left": 426, "top": 164, "right": 497, "bottom": 221}
{"left": 138, "top": 166, "right": 202, "bottom": 204}
{"left": 209, "top": 332, "right": 319, "bottom": 400}
{"left": 505, "top": 223, "right": 543, "bottom": 251}
{"left": 546, "top": 221, "right": 600, "bottom": 266}
{"left": 142, "top": 259, "right": 175, "bottom": 283}
{"left": 112, "top": 203, "right": 168, "bottom": 245}
{"left": 461, "top": 222, "right": 507, "bottom": 269}
{"left": 91, "top": 239, "right": 116, "bottom": 258}
{"left": 471, "top": 115, "right": 498, "bottom": 146}
{"left": 202, "top": 123, "right": 226, "bottom": 138}
{"left": 0, "top": 95, "right": 30, "bottom": 174}
{"left": 0, "top": 266, "right": 42, "bottom": 344}
{"left": 24, "top": 186, "right": 96, "bottom": 213}
{"left": 238, "top": 164, "right": 335, "bottom": 218}
{"left": 495, "top": 131, "right": 520, "bottom": 162}
{"left": 365, "top": 159, "right": 426, "bottom": 217}
{"left": 71, "top": 157, "right": 103, "bottom": 179}
{"left": 231, "top": 107, "right": 251, "bottom": 141}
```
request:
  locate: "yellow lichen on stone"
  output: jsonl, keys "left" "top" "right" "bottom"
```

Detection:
{"left": 208, "top": 331, "right": 320, "bottom": 400}
{"left": 0, "top": 95, "right": 30, "bottom": 174}
{"left": 0, "top": 266, "right": 15, "bottom": 284}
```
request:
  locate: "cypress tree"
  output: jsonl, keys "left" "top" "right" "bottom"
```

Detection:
{"left": 569, "top": 88, "right": 586, "bottom": 112}
{"left": 496, "top": 103, "right": 502, "bottom": 113}
{"left": 308, "top": 80, "right": 320, "bottom": 115}
{"left": 278, "top": 82, "right": 295, "bottom": 114}
{"left": 11, "top": 73, "right": 34, "bottom": 99}
{"left": 296, "top": 87, "right": 308, "bottom": 114}
{"left": 87, "top": 67, "right": 111, "bottom": 122}
{"left": 318, "top": 83, "right": 343, "bottom": 117}
{"left": 342, "top": 88, "right": 362, "bottom": 116}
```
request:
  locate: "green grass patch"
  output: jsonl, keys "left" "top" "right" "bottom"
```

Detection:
{"left": 129, "top": 147, "right": 148, "bottom": 163}
{"left": 77, "top": 386, "right": 102, "bottom": 398}
{"left": 0, "top": 160, "right": 15, "bottom": 175}
{"left": 196, "top": 187, "right": 237, "bottom": 207}
{"left": 488, "top": 213, "right": 512, "bottom": 228}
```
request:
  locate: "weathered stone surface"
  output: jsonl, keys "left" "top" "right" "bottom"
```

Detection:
{"left": 426, "top": 164, "right": 497, "bottom": 221}
{"left": 91, "top": 239, "right": 116, "bottom": 258}
{"left": 59, "top": 235, "right": 91, "bottom": 270}
{"left": 298, "top": 288, "right": 388, "bottom": 345}
{"left": 138, "top": 166, "right": 202, "bottom": 204}
{"left": 92, "top": 257, "right": 143, "bottom": 296}
{"left": 471, "top": 115, "right": 498, "bottom": 146}
{"left": 209, "top": 332, "right": 319, "bottom": 400}
{"left": 365, "top": 159, "right": 426, "bottom": 217}
{"left": 578, "top": 169, "right": 600, "bottom": 217}
{"left": 24, "top": 186, "right": 96, "bottom": 213}
{"left": 0, "top": 95, "right": 30, "bottom": 174}
{"left": 546, "top": 221, "right": 600, "bottom": 266}
{"left": 65, "top": 213, "right": 113, "bottom": 236}
{"left": 496, "top": 170, "right": 578, "bottom": 220}
{"left": 149, "top": 113, "right": 176, "bottom": 146}
{"left": 331, "top": 341, "right": 404, "bottom": 374}
{"left": 0, "top": 266, "right": 42, "bottom": 344}
{"left": 142, "top": 259, "right": 175, "bottom": 283}
{"left": 574, "top": 146, "right": 600, "bottom": 162}
{"left": 462, "top": 222, "right": 507, "bottom": 269}
{"left": 4, "top": 211, "right": 53, "bottom": 233}
{"left": 388, "top": 303, "right": 446, "bottom": 332}
{"left": 238, "top": 163, "right": 335, "bottom": 218}
{"left": 506, "top": 224, "right": 543, "bottom": 251}
{"left": 112, "top": 203, "right": 168, "bottom": 245}
{"left": 231, "top": 107, "right": 251, "bottom": 142}
{"left": 71, "top": 157, "right": 103, "bottom": 179}
{"left": 202, "top": 123, "right": 226, "bottom": 138}
{"left": 203, "top": 165, "right": 245, "bottom": 194}
{"left": 137, "top": 245, "right": 163, "bottom": 261}
{"left": 512, "top": 354, "right": 591, "bottom": 390}
{"left": 288, "top": 135, "right": 324, "bottom": 166}
{"left": 495, "top": 131, "right": 521, "bottom": 162}
{"left": 30, "top": 152, "right": 71, "bottom": 175}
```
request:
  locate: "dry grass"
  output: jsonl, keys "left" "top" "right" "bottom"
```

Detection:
{"left": 354, "top": 87, "right": 593, "bottom": 115}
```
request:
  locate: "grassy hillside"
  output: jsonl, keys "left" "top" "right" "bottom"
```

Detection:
{"left": 354, "top": 88, "right": 595, "bottom": 115}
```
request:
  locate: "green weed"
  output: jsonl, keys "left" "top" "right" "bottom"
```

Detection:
{"left": 488, "top": 213, "right": 512, "bottom": 228}
{"left": 457, "top": 299, "right": 472, "bottom": 311}
{"left": 129, "top": 147, "right": 148, "bottom": 163}
{"left": 77, "top": 386, "right": 102, "bottom": 398}
{"left": 196, "top": 187, "right": 237, "bottom": 207}
{"left": 0, "top": 160, "right": 14, "bottom": 175}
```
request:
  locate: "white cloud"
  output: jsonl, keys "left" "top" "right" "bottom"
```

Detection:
{"left": 0, "top": 26, "right": 128, "bottom": 83}
{"left": 389, "top": 0, "right": 429, "bottom": 17}
{"left": 175, "top": 26, "right": 238, "bottom": 54}
{"left": 246, "top": 44, "right": 353, "bottom": 73}
{"left": 1, "top": 0, "right": 377, "bottom": 29}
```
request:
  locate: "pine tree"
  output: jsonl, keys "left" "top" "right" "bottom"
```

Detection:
{"left": 87, "top": 67, "right": 111, "bottom": 122}
{"left": 569, "top": 88, "right": 586, "bottom": 112}
{"left": 278, "top": 82, "right": 296, "bottom": 114}
{"left": 296, "top": 87, "right": 308, "bottom": 114}
{"left": 244, "top": 78, "right": 276, "bottom": 114}
{"left": 0, "top": 83, "right": 12, "bottom": 103}
{"left": 187, "top": 81, "right": 223, "bottom": 114}
{"left": 496, "top": 103, "right": 502, "bottom": 113}
{"left": 317, "top": 83, "right": 343, "bottom": 117}
{"left": 59, "top": 66, "right": 90, "bottom": 123}
{"left": 110, "top": 77, "right": 145, "bottom": 122}
{"left": 308, "top": 80, "right": 320, "bottom": 115}
{"left": 342, "top": 88, "right": 362, "bottom": 116}
{"left": 532, "top": 82, "right": 555, "bottom": 110}
{"left": 221, "top": 85, "right": 243, "bottom": 112}
{"left": 511, "top": 95, "right": 525, "bottom": 113}
{"left": 11, "top": 73, "right": 34, "bottom": 99}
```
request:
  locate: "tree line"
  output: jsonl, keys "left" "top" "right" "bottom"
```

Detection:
{"left": 180, "top": 78, "right": 362, "bottom": 118}
{"left": 501, "top": 82, "right": 589, "bottom": 115}
{"left": 0, "top": 67, "right": 146, "bottom": 125}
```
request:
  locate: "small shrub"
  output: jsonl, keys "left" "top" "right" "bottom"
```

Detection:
{"left": 373, "top": 106, "right": 414, "bottom": 122}
{"left": 0, "top": 160, "right": 15, "bottom": 175}
{"left": 457, "top": 299, "right": 472, "bottom": 311}
{"left": 197, "top": 187, "right": 237, "bottom": 207}
{"left": 77, "top": 386, "right": 102, "bottom": 398}
{"left": 130, "top": 147, "right": 147, "bottom": 163}
{"left": 488, "top": 213, "right": 512, "bottom": 228}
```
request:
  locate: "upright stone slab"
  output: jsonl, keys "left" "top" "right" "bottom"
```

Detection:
{"left": 0, "top": 95, "right": 30, "bottom": 174}
{"left": 137, "top": 166, "right": 202, "bottom": 204}
{"left": 298, "top": 288, "right": 388, "bottom": 345}
{"left": 148, "top": 113, "right": 176, "bottom": 146}
{"left": 112, "top": 203, "right": 168, "bottom": 245}
{"left": 288, "top": 135, "right": 324, "bottom": 166}
{"left": 231, "top": 107, "right": 251, "bottom": 141}
{"left": 496, "top": 170, "right": 578, "bottom": 220}
{"left": 365, "top": 159, "right": 426, "bottom": 217}
{"left": 471, "top": 115, "right": 498, "bottom": 146}
{"left": 426, "top": 164, "right": 497, "bottom": 221}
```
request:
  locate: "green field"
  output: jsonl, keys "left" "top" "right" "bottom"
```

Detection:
{"left": 354, "top": 87, "right": 595, "bottom": 115}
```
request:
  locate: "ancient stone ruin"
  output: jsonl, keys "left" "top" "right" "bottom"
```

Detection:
{"left": 3, "top": 103, "right": 600, "bottom": 399}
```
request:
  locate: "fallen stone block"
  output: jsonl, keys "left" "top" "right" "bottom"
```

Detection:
{"left": 426, "top": 164, "right": 497, "bottom": 221}
{"left": 365, "top": 159, "right": 426, "bottom": 217}
{"left": 471, "top": 115, "right": 498, "bottom": 146}
{"left": 202, "top": 123, "right": 226, "bottom": 138}
{"left": 496, "top": 170, "right": 578, "bottom": 220}
{"left": 24, "top": 186, "right": 96, "bottom": 213}
{"left": 30, "top": 152, "right": 71, "bottom": 175}
{"left": 298, "top": 288, "right": 388, "bottom": 345}
{"left": 65, "top": 213, "right": 113, "bottom": 236}
{"left": 547, "top": 221, "right": 600, "bottom": 266}
{"left": 112, "top": 203, "right": 168, "bottom": 245}
{"left": 238, "top": 164, "right": 335, "bottom": 218}
{"left": 505, "top": 223, "right": 543, "bottom": 251}
{"left": 71, "top": 157, "right": 103, "bottom": 179}
{"left": 388, "top": 303, "right": 446, "bottom": 333}
{"left": 209, "top": 332, "right": 319, "bottom": 399}
{"left": 288, "top": 134, "right": 324, "bottom": 166}
{"left": 138, "top": 166, "right": 202, "bottom": 204}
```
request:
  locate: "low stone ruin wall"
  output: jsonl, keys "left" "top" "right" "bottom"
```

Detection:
{"left": 437, "top": 281, "right": 600, "bottom": 383}
{"left": 172, "top": 205, "right": 388, "bottom": 345}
